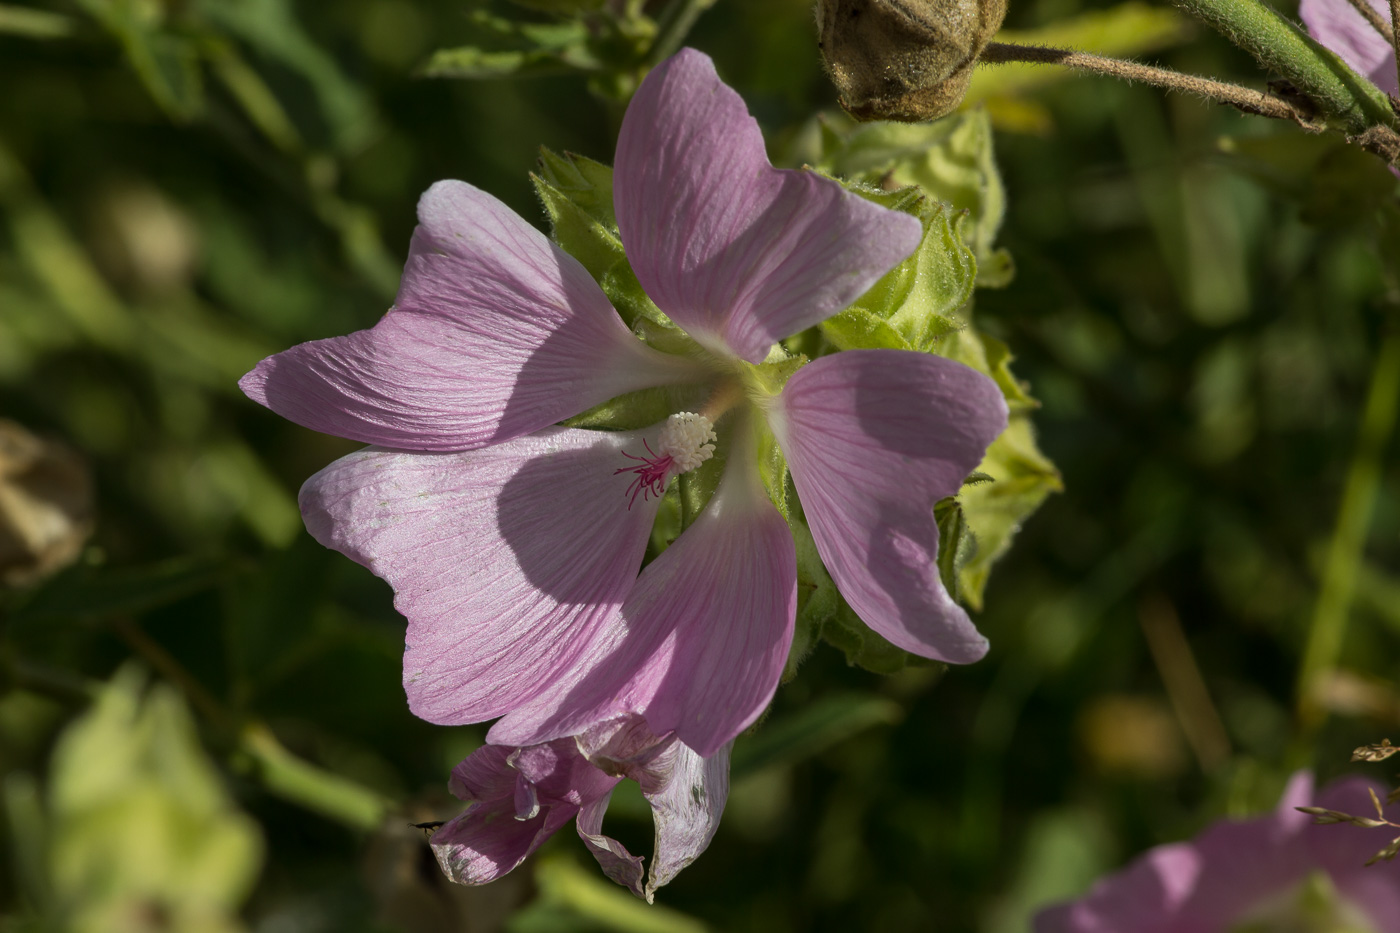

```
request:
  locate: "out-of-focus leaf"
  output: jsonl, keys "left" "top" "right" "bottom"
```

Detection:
{"left": 196, "top": 0, "right": 377, "bottom": 153}
{"left": 238, "top": 723, "right": 391, "bottom": 832}
{"left": 72, "top": 0, "right": 204, "bottom": 121}
{"left": 47, "top": 666, "right": 263, "bottom": 932}
{"left": 9, "top": 557, "right": 231, "bottom": 625}
{"left": 964, "top": 3, "right": 1194, "bottom": 106}
{"left": 0, "top": 4, "right": 76, "bottom": 38}
{"left": 732, "top": 693, "right": 904, "bottom": 777}
{"left": 519, "top": 855, "right": 709, "bottom": 932}
{"left": 422, "top": 45, "right": 597, "bottom": 79}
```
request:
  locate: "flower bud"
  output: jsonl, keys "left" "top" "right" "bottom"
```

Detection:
{"left": 816, "top": 0, "right": 1007, "bottom": 122}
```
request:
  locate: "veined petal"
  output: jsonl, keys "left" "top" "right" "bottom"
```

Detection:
{"left": 298, "top": 427, "right": 661, "bottom": 725}
{"left": 490, "top": 464, "right": 797, "bottom": 758}
{"left": 635, "top": 740, "right": 730, "bottom": 902}
{"left": 614, "top": 49, "right": 922, "bottom": 363}
{"left": 769, "top": 350, "right": 1008, "bottom": 664}
{"left": 241, "top": 180, "right": 699, "bottom": 450}
{"left": 1300, "top": 0, "right": 1399, "bottom": 95}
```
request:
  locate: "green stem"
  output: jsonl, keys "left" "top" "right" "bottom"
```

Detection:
{"left": 1296, "top": 330, "right": 1400, "bottom": 736}
{"left": 646, "top": 0, "right": 716, "bottom": 66}
{"left": 1169, "top": 0, "right": 1399, "bottom": 132}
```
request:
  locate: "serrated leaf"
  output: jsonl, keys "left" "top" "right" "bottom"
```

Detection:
{"left": 731, "top": 693, "right": 903, "bottom": 777}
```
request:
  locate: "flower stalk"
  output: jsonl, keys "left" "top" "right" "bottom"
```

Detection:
{"left": 1167, "top": 0, "right": 1399, "bottom": 131}
{"left": 979, "top": 40, "right": 1316, "bottom": 122}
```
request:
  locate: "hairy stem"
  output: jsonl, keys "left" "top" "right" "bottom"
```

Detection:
{"left": 1296, "top": 330, "right": 1400, "bottom": 736}
{"left": 1168, "top": 0, "right": 1399, "bottom": 132}
{"left": 980, "top": 41, "right": 1311, "bottom": 122}
{"left": 1392, "top": 0, "right": 1400, "bottom": 106}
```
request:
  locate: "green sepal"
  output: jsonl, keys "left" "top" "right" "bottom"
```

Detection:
{"left": 533, "top": 148, "right": 673, "bottom": 331}
{"left": 933, "top": 497, "right": 979, "bottom": 605}
{"left": 678, "top": 444, "right": 726, "bottom": 532}
{"left": 560, "top": 384, "right": 708, "bottom": 431}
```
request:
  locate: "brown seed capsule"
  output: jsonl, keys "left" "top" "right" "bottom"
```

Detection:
{"left": 0, "top": 420, "right": 94, "bottom": 588}
{"left": 816, "top": 0, "right": 1007, "bottom": 122}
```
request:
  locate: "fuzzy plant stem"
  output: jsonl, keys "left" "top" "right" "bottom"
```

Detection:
{"left": 1168, "top": 0, "right": 1398, "bottom": 132}
{"left": 1296, "top": 331, "right": 1400, "bottom": 737}
{"left": 980, "top": 41, "right": 1311, "bottom": 121}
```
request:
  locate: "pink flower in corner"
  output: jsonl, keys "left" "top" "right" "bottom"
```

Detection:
{"left": 1035, "top": 773, "right": 1400, "bottom": 933}
{"left": 240, "top": 47, "right": 1007, "bottom": 891}
{"left": 1300, "top": 0, "right": 1399, "bottom": 100}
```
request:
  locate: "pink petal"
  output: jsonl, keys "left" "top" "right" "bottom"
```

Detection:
{"left": 1034, "top": 772, "right": 1326, "bottom": 933}
{"left": 769, "top": 350, "right": 1008, "bottom": 664}
{"left": 434, "top": 740, "right": 619, "bottom": 885}
{"left": 1309, "top": 777, "right": 1400, "bottom": 931}
{"left": 241, "top": 180, "right": 699, "bottom": 450}
{"left": 634, "top": 740, "right": 730, "bottom": 902}
{"left": 298, "top": 427, "right": 662, "bottom": 725}
{"left": 1300, "top": 0, "right": 1399, "bottom": 95}
{"left": 614, "top": 49, "right": 922, "bottom": 363}
{"left": 490, "top": 467, "right": 797, "bottom": 758}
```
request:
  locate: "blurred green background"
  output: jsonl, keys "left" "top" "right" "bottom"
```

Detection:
{"left": 2, "top": 0, "right": 1398, "bottom": 931}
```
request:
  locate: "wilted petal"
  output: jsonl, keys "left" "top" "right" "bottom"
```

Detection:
{"left": 242, "top": 181, "right": 699, "bottom": 450}
{"left": 614, "top": 49, "right": 922, "bottom": 363}
{"left": 770, "top": 350, "right": 1007, "bottom": 664}
{"left": 491, "top": 466, "right": 797, "bottom": 758}
{"left": 576, "top": 793, "right": 646, "bottom": 898}
{"left": 1300, "top": 0, "right": 1399, "bottom": 95}
{"left": 635, "top": 741, "right": 730, "bottom": 902}
{"left": 299, "top": 427, "right": 661, "bottom": 725}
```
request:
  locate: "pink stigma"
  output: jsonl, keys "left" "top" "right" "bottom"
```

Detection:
{"left": 615, "top": 440, "right": 674, "bottom": 509}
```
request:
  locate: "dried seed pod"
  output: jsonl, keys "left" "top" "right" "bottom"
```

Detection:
{"left": 0, "top": 420, "right": 93, "bottom": 588}
{"left": 816, "top": 0, "right": 1007, "bottom": 122}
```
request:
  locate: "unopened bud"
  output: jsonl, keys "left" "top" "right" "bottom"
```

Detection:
{"left": 816, "top": 0, "right": 1007, "bottom": 122}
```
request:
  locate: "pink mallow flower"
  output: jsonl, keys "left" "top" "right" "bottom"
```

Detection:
{"left": 1300, "top": 0, "right": 1399, "bottom": 105}
{"left": 431, "top": 717, "right": 726, "bottom": 903}
{"left": 240, "top": 48, "right": 1007, "bottom": 889}
{"left": 1035, "top": 772, "right": 1400, "bottom": 932}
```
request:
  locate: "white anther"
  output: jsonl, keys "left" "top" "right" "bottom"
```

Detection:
{"left": 657, "top": 412, "right": 716, "bottom": 473}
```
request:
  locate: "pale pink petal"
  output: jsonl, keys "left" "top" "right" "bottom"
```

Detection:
{"left": 614, "top": 49, "right": 922, "bottom": 363}
{"left": 490, "top": 467, "right": 797, "bottom": 758}
{"left": 241, "top": 180, "right": 700, "bottom": 450}
{"left": 298, "top": 427, "right": 662, "bottom": 725}
{"left": 434, "top": 740, "right": 620, "bottom": 885}
{"left": 1301, "top": 0, "right": 1399, "bottom": 95}
{"left": 634, "top": 740, "right": 730, "bottom": 902}
{"left": 769, "top": 350, "right": 1008, "bottom": 664}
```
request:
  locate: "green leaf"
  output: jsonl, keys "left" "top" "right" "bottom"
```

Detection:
{"left": 0, "top": 5, "right": 76, "bottom": 38}
{"left": 9, "top": 557, "right": 231, "bottom": 626}
{"left": 820, "top": 111, "right": 1009, "bottom": 286}
{"left": 731, "top": 692, "right": 903, "bottom": 777}
{"left": 47, "top": 667, "right": 264, "bottom": 926}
